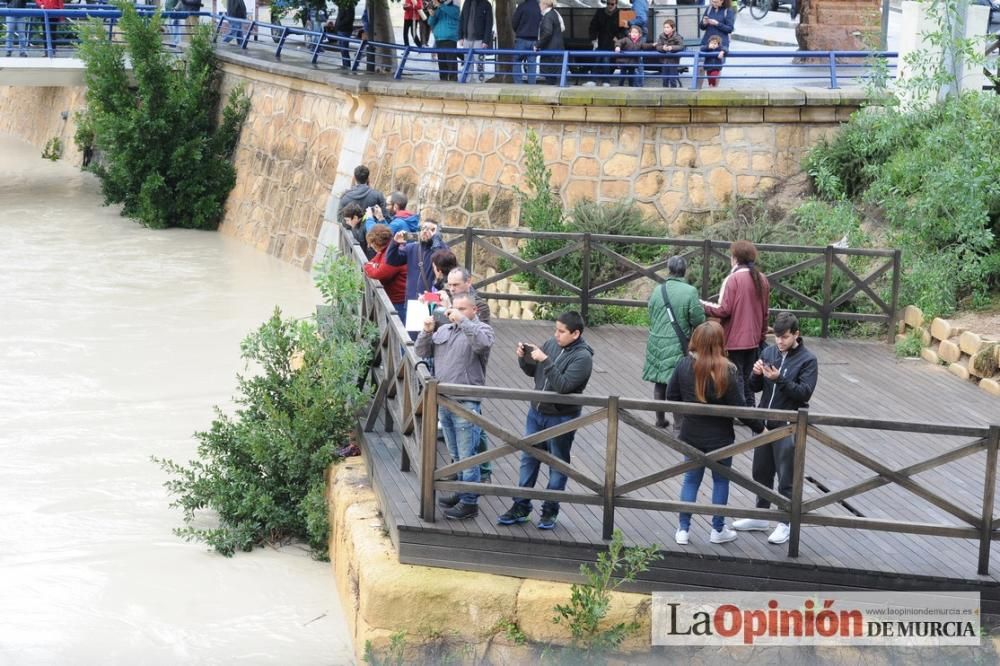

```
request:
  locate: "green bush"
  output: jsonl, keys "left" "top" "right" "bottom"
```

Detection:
{"left": 894, "top": 329, "right": 925, "bottom": 358}
{"left": 75, "top": 2, "right": 249, "bottom": 229}
{"left": 805, "top": 93, "right": 1000, "bottom": 317}
{"left": 154, "top": 256, "right": 375, "bottom": 558}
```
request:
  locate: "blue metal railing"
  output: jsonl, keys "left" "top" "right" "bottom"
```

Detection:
{"left": 0, "top": 7, "right": 897, "bottom": 89}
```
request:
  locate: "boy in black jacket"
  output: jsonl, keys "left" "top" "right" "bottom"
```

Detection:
{"left": 733, "top": 312, "right": 818, "bottom": 545}
{"left": 499, "top": 311, "right": 594, "bottom": 530}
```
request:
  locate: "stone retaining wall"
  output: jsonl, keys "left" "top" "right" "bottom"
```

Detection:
{"left": 897, "top": 305, "right": 1000, "bottom": 398}
{"left": 0, "top": 86, "right": 86, "bottom": 165}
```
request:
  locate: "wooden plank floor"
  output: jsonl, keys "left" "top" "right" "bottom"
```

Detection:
{"left": 360, "top": 319, "right": 1000, "bottom": 608}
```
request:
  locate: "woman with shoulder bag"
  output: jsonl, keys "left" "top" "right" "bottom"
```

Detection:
{"left": 642, "top": 256, "right": 705, "bottom": 428}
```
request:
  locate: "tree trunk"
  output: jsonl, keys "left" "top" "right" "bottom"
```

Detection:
{"left": 493, "top": 0, "right": 516, "bottom": 82}
{"left": 368, "top": 0, "right": 397, "bottom": 73}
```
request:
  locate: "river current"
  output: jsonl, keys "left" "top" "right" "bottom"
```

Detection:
{"left": 0, "top": 136, "right": 353, "bottom": 665}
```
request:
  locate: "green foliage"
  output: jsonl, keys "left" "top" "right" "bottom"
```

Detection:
{"left": 805, "top": 93, "right": 1000, "bottom": 318}
{"left": 551, "top": 530, "right": 662, "bottom": 662}
{"left": 894, "top": 329, "right": 925, "bottom": 358}
{"left": 363, "top": 631, "right": 407, "bottom": 666}
{"left": 42, "top": 137, "right": 63, "bottom": 161}
{"left": 154, "top": 256, "right": 374, "bottom": 558}
{"left": 74, "top": 2, "right": 250, "bottom": 229}
{"left": 494, "top": 618, "right": 527, "bottom": 646}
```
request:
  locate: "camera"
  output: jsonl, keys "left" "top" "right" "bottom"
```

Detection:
{"left": 403, "top": 231, "right": 420, "bottom": 242}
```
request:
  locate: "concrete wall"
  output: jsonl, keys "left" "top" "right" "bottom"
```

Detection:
{"left": 0, "top": 86, "right": 87, "bottom": 164}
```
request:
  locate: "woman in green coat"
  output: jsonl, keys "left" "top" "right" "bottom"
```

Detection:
{"left": 642, "top": 256, "right": 706, "bottom": 427}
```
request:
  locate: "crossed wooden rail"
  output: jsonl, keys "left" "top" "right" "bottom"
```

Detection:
{"left": 339, "top": 226, "right": 999, "bottom": 576}
{"left": 440, "top": 227, "right": 902, "bottom": 342}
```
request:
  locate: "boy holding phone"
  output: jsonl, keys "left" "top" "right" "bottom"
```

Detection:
{"left": 733, "top": 312, "right": 818, "bottom": 545}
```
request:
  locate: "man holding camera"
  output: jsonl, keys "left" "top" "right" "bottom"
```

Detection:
{"left": 733, "top": 311, "right": 818, "bottom": 545}
{"left": 499, "top": 311, "right": 593, "bottom": 530}
{"left": 416, "top": 294, "right": 495, "bottom": 520}
{"left": 386, "top": 221, "right": 449, "bottom": 330}
{"left": 422, "top": 0, "right": 461, "bottom": 81}
{"left": 368, "top": 191, "right": 421, "bottom": 235}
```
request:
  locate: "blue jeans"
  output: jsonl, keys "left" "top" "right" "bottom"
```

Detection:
{"left": 514, "top": 407, "right": 577, "bottom": 515}
{"left": 169, "top": 17, "right": 182, "bottom": 47}
{"left": 439, "top": 401, "right": 482, "bottom": 505}
{"left": 678, "top": 455, "right": 732, "bottom": 532}
{"left": 221, "top": 18, "right": 244, "bottom": 43}
{"left": 6, "top": 17, "right": 27, "bottom": 55}
{"left": 513, "top": 38, "right": 537, "bottom": 84}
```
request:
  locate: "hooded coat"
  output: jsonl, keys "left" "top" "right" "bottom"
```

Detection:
{"left": 642, "top": 277, "right": 705, "bottom": 385}
{"left": 337, "top": 183, "right": 387, "bottom": 220}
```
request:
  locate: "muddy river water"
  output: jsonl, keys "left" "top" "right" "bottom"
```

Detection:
{"left": 0, "top": 136, "right": 353, "bottom": 665}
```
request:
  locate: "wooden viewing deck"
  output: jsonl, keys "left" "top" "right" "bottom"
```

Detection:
{"left": 340, "top": 228, "right": 1000, "bottom": 612}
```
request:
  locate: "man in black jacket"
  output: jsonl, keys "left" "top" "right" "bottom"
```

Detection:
{"left": 499, "top": 311, "right": 594, "bottom": 530}
{"left": 534, "top": 0, "right": 565, "bottom": 85}
{"left": 511, "top": 0, "right": 541, "bottom": 84}
{"left": 588, "top": 0, "right": 622, "bottom": 85}
{"left": 332, "top": 1, "right": 356, "bottom": 68}
{"left": 337, "top": 165, "right": 386, "bottom": 221}
{"left": 734, "top": 311, "right": 818, "bottom": 545}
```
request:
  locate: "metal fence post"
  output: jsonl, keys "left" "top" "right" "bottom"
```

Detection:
{"left": 978, "top": 425, "right": 1000, "bottom": 575}
{"left": 602, "top": 396, "right": 620, "bottom": 540}
{"left": 559, "top": 51, "right": 570, "bottom": 87}
{"left": 828, "top": 52, "right": 839, "bottom": 89}
{"left": 419, "top": 379, "right": 440, "bottom": 522}
{"left": 787, "top": 409, "right": 809, "bottom": 558}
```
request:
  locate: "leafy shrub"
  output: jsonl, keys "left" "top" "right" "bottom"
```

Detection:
{"left": 42, "top": 137, "right": 63, "bottom": 161}
{"left": 75, "top": 2, "right": 250, "bottom": 229}
{"left": 805, "top": 93, "right": 1000, "bottom": 317}
{"left": 894, "top": 329, "right": 925, "bottom": 358}
{"left": 155, "top": 256, "right": 374, "bottom": 558}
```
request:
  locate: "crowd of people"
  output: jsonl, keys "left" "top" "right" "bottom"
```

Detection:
{"left": 307, "top": 0, "right": 736, "bottom": 87}
{"left": 340, "top": 171, "right": 817, "bottom": 543}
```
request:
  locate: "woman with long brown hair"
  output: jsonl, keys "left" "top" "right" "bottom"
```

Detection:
{"left": 666, "top": 320, "right": 759, "bottom": 546}
{"left": 701, "top": 239, "right": 770, "bottom": 407}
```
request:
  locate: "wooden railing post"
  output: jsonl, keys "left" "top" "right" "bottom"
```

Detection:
{"left": 888, "top": 248, "right": 902, "bottom": 344}
{"left": 700, "top": 238, "right": 712, "bottom": 300}
{"left": 821, "top": 245, "right": 834, "bottom": 338}
{"left": 787, "top": 408, "right": 809, "bottom": 558}
{"left": 602, "top": 396, "right": 620, "bottom": 540}
{"left": 419, "top": 379, "right": 440, "bottom": 522}
{"left": 463, "top": 226, "right": 474, "bottom": 272}
{"left": 978, "top": 424, "right": 1000, "bottom": 575}
{"left": 581, "top": 233, "right": 592, "bottom": 324}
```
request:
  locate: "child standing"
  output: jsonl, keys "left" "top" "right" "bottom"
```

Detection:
{"left": 655, "top": 19, "right": 685, "bottom": 88}
{"left": 701, "top": 34, "right": 725, "bottom": 88}
{"left": 614, "top": 25, "right": 651, "bottom": 87}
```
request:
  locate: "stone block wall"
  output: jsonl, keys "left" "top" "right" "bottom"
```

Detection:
{"left": 897, "top": 305, "right": 1000, "bottom": 398}
{"left": 0, "top": 86, "right": 87, "bottom": 165}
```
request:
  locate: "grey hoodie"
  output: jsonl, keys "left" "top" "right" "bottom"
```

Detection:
{"left": 518, "top": 336, "right": 594, "bottom": 415}
{"left": 336, "top": 184, "right": 387, "bottom": 219}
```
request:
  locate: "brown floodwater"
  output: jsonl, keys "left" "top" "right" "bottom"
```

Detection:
{"left": 0, "top": 135, "right": 353, "bottom": 665}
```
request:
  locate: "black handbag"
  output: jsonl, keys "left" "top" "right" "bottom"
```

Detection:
{"left": 659, "top": 282, "right": 690, "bottom": 355}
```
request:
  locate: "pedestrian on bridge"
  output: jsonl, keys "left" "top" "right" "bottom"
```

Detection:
{"left": 534, "top": 0, "right": 565, "bottom": 85}
{"left": 699, "top": 0, "right": 734, "bottom": 53}
{"left": 511, "top": 0, "right": 541, "bottom": 84}
{"left": 5, "top": 0, "right": 29, "bottom": 57}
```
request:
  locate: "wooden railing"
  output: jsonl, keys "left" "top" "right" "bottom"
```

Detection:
{"left": 439, "top": 227, "right": 902, "bottom": 342}
{"left": 339, "top": 226, "right": 999, "bottom": 576}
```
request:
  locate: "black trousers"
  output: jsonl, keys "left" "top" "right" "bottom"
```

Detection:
{"left": 752, "top": 433, "right": 794, "bottom": 509}
{"left": 728, "top": 347, "right": 758, "bottom": 407}
{"left": 436, "top": 39, "right": 458, "bottom": 81}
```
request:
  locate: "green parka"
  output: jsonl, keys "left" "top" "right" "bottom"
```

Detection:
{"left": 641, "top": 277, "right": 706, "bottom": 385}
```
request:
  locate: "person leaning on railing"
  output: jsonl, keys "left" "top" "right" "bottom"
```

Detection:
{"left": 587, "top": 0, "right": 622, "bottom": 86}
{"left": 499, "top": 311, "right": 594, "bottom": 531}
{"left": 699, "top": 0, "right": 733, "bottom": 82}
{"left": 35, "top": 0, "right": 64, "bottom": 54}
{"left": 654, "top": 18, "right": 686, "bottom": 88}
{"left": 362, "top": 223, "right": 408, "bottom": 319}
{"left": 423, "top": 0, "right": 461, "bottom": 81}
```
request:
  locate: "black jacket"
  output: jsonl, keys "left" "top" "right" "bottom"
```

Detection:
{"left": 337, "top": 184, "right": 386, "bottom": 219}
{"left": 750, "top": 338, "right": 818, "bottom": 430}
{"left": 334, "top": 3, "right": 355, "bottom": 34}
{"left": 511, "top": 0, "right": 541, "bottom": 40}
{"left": 588, "top": 7, "right": 621, "bottom": 51}
{"left": 519, "top": 336, "right": 593, "bottom": 416}
{"left": 460, "top": 0, "right": 494, "bottom": 42}
{"left": 667, "top": 357, "right": 759, "bottom": 450}
{"left": 535, "top": 8, "right": 564, "bottom": 51}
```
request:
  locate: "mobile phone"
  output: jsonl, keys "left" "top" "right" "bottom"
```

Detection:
{"left": 403, "top": 231, "right": 420, "bottom": 242}
{"left": 521, "top": 343, "right": 536, "bottom": 355}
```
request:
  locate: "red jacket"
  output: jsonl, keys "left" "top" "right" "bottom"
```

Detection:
{"left": 702, "top": 266, "right": 769, "bottom": 351}
{"left": 36, "top": 0, "right": 64, "bottom": 8}
{"left": 364, "top": 249, "right": 407, "bottom": 305}
{"left": 403, "top": 0, "right": 423, "bottom": 21}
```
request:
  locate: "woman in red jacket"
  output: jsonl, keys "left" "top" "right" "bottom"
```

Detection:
{"left": 701, "top": 240, "right": 770, "bottom": 407}
{"left": 364, "top": 224, "right": 408, "bottom": 319}
{"left": 403, "top": 0, "right": 424, "bottom": 47}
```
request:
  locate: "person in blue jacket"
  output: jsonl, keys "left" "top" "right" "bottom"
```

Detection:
{"left": 628, "top": 0, "right": 648, "bottom": 37}
{"left": 386, "top": 221, "right": 450, "bottom": 332}
{"left": 699, "top": 0, "right": 734, "bottom": 50}
{"left": 366, "top": 191, "right": 421, "bottom": 234}
{"left": 424, "top": 0, "right": 461, "bottom": 80}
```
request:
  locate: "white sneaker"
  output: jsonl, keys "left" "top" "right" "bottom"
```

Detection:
{"left": 732, "top": 518, "right": 769, "bottom": 531}
{"left": 583, "top": 80, "right": 597, "bottom": 87}
{"left": 710, "top": 526, "right": 738, "bottom": 544}
{"left": 675, "top": 529, "right": 689, "bottom": 545}
{"left": 601, "top": 82, "right": 611, "bottom": 87}
{"left": 768, "top": 523, "right": 791, "bottom": 544}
